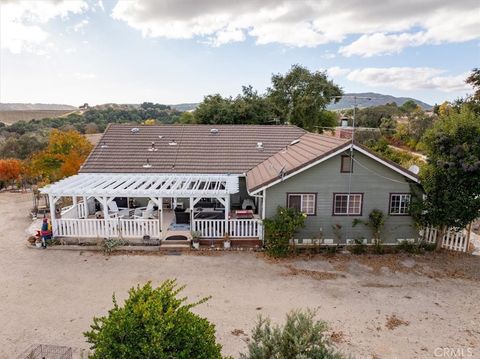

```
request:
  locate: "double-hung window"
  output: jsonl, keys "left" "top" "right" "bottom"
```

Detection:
{"left": 389, "top": 193, "right": 411, "bottom": 215}
{"left": 333, "top": 193, "right": 363, "bottom": 215}
{"left": 287, "top": 193, "right": 316, "bottom": 215}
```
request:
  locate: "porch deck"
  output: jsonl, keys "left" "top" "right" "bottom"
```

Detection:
{"left": 55, "top": 202, "right": 262, "bottom": 241}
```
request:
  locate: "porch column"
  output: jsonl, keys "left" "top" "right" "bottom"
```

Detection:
{"left": 48, "top": 194, "right": 56, "bottom": 236}
{"left": 72, "top": 196, "right": 78, "bottom": 218}
{"left": 83, "top": 196, "right": 88, "bottom": 218}
{"left": 225, "top": 195, "right": 230, "bottom": 237}
{"left": 261, "top": 190, "right": 266, "bottom": 219}
{"left": 102, "top": 197, "right": 109, "bottom": 237}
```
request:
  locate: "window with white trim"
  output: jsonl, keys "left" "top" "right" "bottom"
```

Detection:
{"left": 389, "top": 193, "right": 411, "bottom": 215}
{"left": 333, "top": 193, "right": 363, "bottom": 215}
{"left": 287, "top": 193, "right": 316, "bottom": 215}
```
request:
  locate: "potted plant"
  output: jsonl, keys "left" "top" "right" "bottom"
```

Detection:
{"left": 191, "top": 231, "right": 201, "bottom": 250}
{"left": 223, "top": 233, "right": 231, "bottom": 249}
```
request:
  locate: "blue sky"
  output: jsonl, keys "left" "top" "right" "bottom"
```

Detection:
{"left": 1, "top": 0, "right": 479, "bottom": 106}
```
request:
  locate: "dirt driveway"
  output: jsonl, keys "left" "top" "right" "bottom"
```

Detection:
{"left": 1, "top": 192, "right": 479, "bottom": 359}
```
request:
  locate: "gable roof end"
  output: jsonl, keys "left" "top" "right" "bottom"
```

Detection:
{"left": 246, "top": 135, "right": 420, "bottom": 194}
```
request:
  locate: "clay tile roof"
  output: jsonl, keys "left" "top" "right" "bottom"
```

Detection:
{"left": 80, "top": 124, "right": 306, "bottom": 174}
{"left": 246, "top": 133, "right": 351, "bottom": 193}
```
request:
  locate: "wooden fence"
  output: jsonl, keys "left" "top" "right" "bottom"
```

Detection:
{"left": 423, "top": 226, "right": 469, "bottom": 252}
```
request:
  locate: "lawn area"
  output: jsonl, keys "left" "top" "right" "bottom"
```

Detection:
{"left": 1, "top": 192, "right": 479, "bottom": 359}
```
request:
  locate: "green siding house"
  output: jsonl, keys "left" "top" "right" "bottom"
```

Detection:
{"left": 246, "top": 132, "right": 420, "bottom": 244}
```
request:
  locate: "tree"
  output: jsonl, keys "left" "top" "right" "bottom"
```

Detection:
{"left": 416, "top": 107, "right": 480, "bottom": 249}
{"left": 0, "top": 134, "right": 47, "bottom": 160}
{"left": 29, "top": 129, "right": 93, "bottom": 182}
{"left": 240, "top": 309, "right": 342, "bottom": 359}
{"left": 466, "top": 68, "right": 480, "bottom": 101}
{"left": 84, "top": 280, "right": 222, "bottom": 359}
{"left": 400, "top": 99, "right": 420, "bottom": 113}
{"left": 267, "top": 65, "right": 343, "bottom": 131}
{"left": 178, "top": 111, "right": 196, "bottom": 124}
{"left": 85, "top": 122, "right": 100, "bottom": 134}
{"left": 0, "top": 159, "right": 22, "bottom": 188}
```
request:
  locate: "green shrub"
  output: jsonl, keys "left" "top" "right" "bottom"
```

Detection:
{"left": 263, "top": 207, "right": 306, "bottom": 258}
{"left": 419, "top": 241, "right": 436, "bottom": 252}
{"left": 102, "top": 238, "right": 126, "bottom": 254}
{"left": 240, "top": 309, "right": 342, "bottom": 359}
{"left": 350, "top": 239, "right": 367, "bottom": 255}
{"left": 398, "top": 240, "right": 421, "bottom": 254}
{"left": 84, "top": 280, "right": 222, "bottom": 359}
{"left": 353, "top": 209, "right": 386, "bottom": 246}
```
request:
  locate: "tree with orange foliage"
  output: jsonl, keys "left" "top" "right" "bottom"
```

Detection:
{"left": 0, "top": 159, "right": 22, "bottom": 189}
{"left": 29, "top": 129, "right": 93, "bottom": 183}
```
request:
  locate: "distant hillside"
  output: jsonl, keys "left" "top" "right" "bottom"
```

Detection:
{"left": 0, "top": 103, "right": 76, "bottom": 111}
{"left": 327, "top": 92, "right": 432, "bottom": 110}
{"left": 170, "top": 103, "right": 198, "bottom": 112}
{"left": 168, "top": 94, "right": 432, "bottom": 112}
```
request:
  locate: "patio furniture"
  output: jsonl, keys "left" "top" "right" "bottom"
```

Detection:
{"left": 235, "top": 209, "right": 254, "bottom": 219}
{"left": 107, "top": 201, "right": 130, "bottom": 218}
{"left": 134, "top": 200, "right": 155, "bottom": 219}
{"left": 175, "top": 211, "right": 190, "bottom": 225}
{"left": 242, "top": 198, "right": 256, "bottom": 210}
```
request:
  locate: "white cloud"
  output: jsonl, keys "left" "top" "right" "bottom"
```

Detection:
{"left": 327, "top": 66, "right": 351, "bottom": 78}
{"left": 73, "top": 19, "right": 89, "bottom": 33}
{"left": 340, "top": 9, "right": 480, "bottom": 57}
{"left": 346, "top": 67, "right": 471, "bottom": 92}
{"left": 110, "top": 0, "right": 480, "bottom": 54}
{"left": 0, "top": 0, "right": 88, "bottom": 54}
{"left": 73, "top": 72, "right": 97, "bottom": 80}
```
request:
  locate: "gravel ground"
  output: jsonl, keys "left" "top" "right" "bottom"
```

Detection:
{"left": 1, "top": 192, "right": 479, "bottom": 359}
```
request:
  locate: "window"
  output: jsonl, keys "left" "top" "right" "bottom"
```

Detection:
{"left": 389, "top": 193, "right": 411, "bottom": 215}
{"left": 287, "top": 193, "right": 316, "bottom": 215}
{"left": 341, "top": 155, "right": 353, "bottom": 173}
{"left": 333, "top": 193, "right": 363, "bottom": 215}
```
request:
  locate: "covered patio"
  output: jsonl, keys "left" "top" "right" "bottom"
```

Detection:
{"left": 40, "top": 173, "right": 262, "bottom": 242}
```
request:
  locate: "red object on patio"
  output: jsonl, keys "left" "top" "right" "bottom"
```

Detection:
{"left": 235, "top": 210, "right": 254, "bottom": 219}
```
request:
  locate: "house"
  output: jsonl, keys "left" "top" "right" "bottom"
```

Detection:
{"left": 41, "top": 124, "right": 420, "bottom": 246}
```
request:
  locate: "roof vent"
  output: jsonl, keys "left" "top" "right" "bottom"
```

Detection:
{"left": 169, "top": 139, "right": 177, "bottom": 146}
{"left": 148, "top": 142, "right": 157, "bottom": 152}
{"left": 290, "top": 139, "right": 300, "bottom": 146}
{"left": 210, "top": 128, "right": 219, "bottom": 135}
{"left": 100, "top": 141, "right": 108, "bottom": 149}
{"left": 142, "top": 159, "right": 152, "bottom": 168}
{"left": 408, "top": 164, "right": 420, "bottom": 174}
{"left": 158, "top": 135, "right": 163, "bottom": 139}
{"left": 256, "top": 142, "right": 264, "bottom": 150}
{"left": 131, "top": 127, "right": 140, "bottom": 133}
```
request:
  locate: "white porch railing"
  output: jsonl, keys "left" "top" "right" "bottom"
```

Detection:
{"left": 423, "top": 226, "right": 469, "bottom": 252}
{"left": 193, "top": 219, "right": 226, "bottom": 238}
{"left": 229, "top": 219, "right": 261, "bottom": 238}
{"left": 55, "top": 218, "right": 159, "bottom": 239}
{"left": 193, "top": 218, "right": 261, "bottom": 238}
{"left": 119, "top": 219, "right": 160, "bottom": 238}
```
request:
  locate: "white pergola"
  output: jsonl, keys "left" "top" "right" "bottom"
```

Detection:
{"left": 41, "top": 173, "right": 239, "bottom": 198}
{"left": 40, "top": 173, "right": 240, "bottom": 237}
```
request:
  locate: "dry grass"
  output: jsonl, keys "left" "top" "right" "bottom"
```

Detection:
{"left": 385, "top": 314, "right": 410, "bottom": 330}
{"left": 284, "top": 264, "right": 345, "bottom": 280}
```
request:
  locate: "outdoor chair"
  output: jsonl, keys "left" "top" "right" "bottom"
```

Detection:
{"left": 133, "top": 200, "right": 155, "bottom": 219}
{"left": 106, "top": 201, "right": 130, "bottom": 218}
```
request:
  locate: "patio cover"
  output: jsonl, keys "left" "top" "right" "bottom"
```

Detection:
{"left": 40, "top": 173, "right": 239, "bottom": 198}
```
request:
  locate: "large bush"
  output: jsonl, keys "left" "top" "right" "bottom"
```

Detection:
{"left": 263, "top": 206, "right": 306, "bottom": 257}
{"left": 241, "top": 309, "right": 342, "bottom": 359}
{"left": 84, "top": 280, "right": 222, "bottom": 359}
